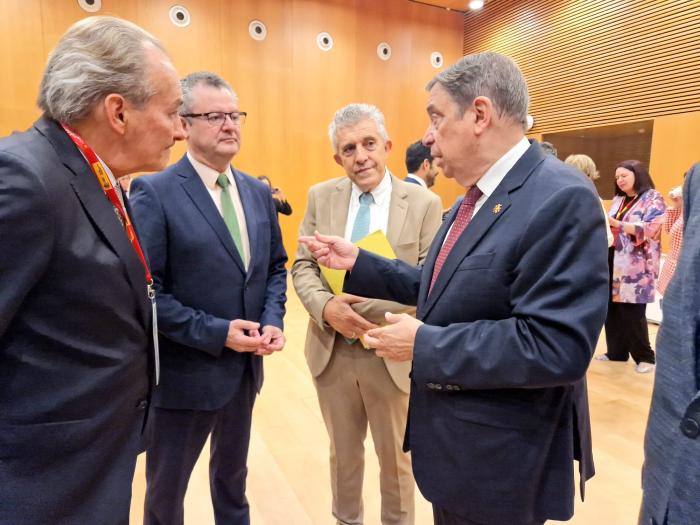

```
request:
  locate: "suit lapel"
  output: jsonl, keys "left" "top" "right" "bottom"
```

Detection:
{"left": 386, "top": 175, "right": 408, "bottom": 247}
{"left": 35, "top": 117, "right": 150, "bottom": 326}
{"left": 421, "top": 141, "right": 545, "bottom": 318}
{"left": 178, "top": 158, "right": 246, "bottom": 274}
{"left": 330, "top": 178, "right": 352, "bottom": 237}
{"left": 232, "top": 169, "right": 257, "bottom": 282}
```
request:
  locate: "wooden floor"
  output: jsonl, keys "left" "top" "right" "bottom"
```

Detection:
{"left": 130, "top": 277, "right": 656, "bottom": 524}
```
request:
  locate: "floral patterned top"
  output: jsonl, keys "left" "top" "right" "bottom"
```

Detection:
{"left": 609, "top": 189, "right": 666, "bottom": 303}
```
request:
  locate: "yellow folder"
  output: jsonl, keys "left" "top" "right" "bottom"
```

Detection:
{"left": 319, "top": 230, "right": 396, "bottom": 295}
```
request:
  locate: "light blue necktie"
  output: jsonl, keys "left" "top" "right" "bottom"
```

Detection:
{"left": 351, "top": 192, "right": 374, "bottom": 242}
{"left": 345, "top": 191, "right": 374, "bottom": 344}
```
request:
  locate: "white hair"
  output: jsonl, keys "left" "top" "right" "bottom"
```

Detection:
{"left": 37, "top": 16, "right": 165, "bottom": 124}
{"left": 328, "top": 103, "right": 389, "bottom": 152}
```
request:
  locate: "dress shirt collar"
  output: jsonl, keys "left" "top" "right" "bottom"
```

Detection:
{"left": 187, "top": 151, "right": 233, "bottom": 189}
{"left": 350, "top": 168, "right": 392, "bottom": 207}
{"left": 406, "top": 173, "right": 427, "bottom": 188}
{"left": 475, "top": 137, "right": 530, "bottom": 198}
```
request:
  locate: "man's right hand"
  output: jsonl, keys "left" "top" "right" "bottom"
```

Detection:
{"left": 225, "top": 319, "right": 265, "bottom": 353}
{"left": 298, "top": 231, "right": 359, "bottom": 270}
{"left": 322, "top": 294, "right": 378, "bottom": 339}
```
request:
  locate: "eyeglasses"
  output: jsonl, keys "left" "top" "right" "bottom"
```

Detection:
{"left": 181, "top": 111, "right": 247, "bottom": 127}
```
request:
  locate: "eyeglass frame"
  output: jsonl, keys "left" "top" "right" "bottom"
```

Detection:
{"left": 181, "top": 111, "right": 247, "bottom": 126}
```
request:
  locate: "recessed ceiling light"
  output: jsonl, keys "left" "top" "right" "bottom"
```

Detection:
{"left": 469, "top": 0, "right": 485, "bottom": 10}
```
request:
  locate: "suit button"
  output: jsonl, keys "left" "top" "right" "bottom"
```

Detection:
{"left": 434, "top": 384, "right": 443, "bottom": 391}
{"left": 452, "top": 385, "right": 461, "bottom": 391}
{"left": 426, "top": 383, "right": 435, "bottom": 390}
{"left": 445, "top": 385, "right": 453, "bottom": 391}
{"left": 136, "top": 399, "right": 148, "bottom": 410}
{"left": 681, "top": 417, "right": 700, "bottom": 438}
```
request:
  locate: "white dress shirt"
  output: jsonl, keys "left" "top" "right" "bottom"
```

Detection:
{"left": 405, "top": 173, "right": 427, "bottom": 188}
{"left": 443, "top": 137, "right": 530, "bottom": 243}
{"left": 188, "top": 151, "right": 250, "bottom": 269}
{"left": 344, "top": 169, "right": 393, "bottom": 241}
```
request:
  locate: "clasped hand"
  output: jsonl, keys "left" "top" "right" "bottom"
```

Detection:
{"left": 363, "top": 312, "right": 422, "bottom": 362}
{"left": 322, "top": 294, "right": 378, "bottom": 339}
{"left": 225, "top": 319, "right": 285, "bottom": 356}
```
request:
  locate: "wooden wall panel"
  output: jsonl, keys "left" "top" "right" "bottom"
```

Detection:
{"left": 463, "top": 0, "right": 700, "bottom": 135}
{"left": 0, "top": 0, "right": 463, "bottom": 260}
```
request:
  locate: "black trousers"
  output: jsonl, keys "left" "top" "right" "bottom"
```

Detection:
{"left": 143, "top": 369, "right": 257, "bottom": 525}
{"left": 605, "top": 249, "right": 655, "bottom": 364}
{"left": 432, "top": 505, "right": 544, "bottom": 525}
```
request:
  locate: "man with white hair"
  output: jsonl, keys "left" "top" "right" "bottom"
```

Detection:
{"left": 300, "top": 53, "right": 609, "bottom": 525}
{"left": 293, "top": 103, "right": 442, "bottom": 525}
{"left": 0, "top": 16, "right": 184, "bottom": 524}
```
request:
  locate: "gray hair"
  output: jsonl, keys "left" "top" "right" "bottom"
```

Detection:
{"left": 37, "top": 16, "right": 166, "bottom": 124}
{"left": 427, "top": 51, "right": 529, "bottom": 129}
{"left": 180, "top": 71, "right": 237, "bottom": 116}
{"left": 328, "top": 103, "right": 389, "bottom": 152}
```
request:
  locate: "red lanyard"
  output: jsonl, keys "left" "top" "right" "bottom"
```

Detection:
{"left": 614, "top": 194, "right": 640, "bottom": 221}
{"left": 60, "top": 123, "right": 153, "bottom": 285}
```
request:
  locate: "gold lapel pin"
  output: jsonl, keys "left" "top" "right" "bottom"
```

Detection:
{"left": 492, "top": 203, "right": 503, "bottom": 214}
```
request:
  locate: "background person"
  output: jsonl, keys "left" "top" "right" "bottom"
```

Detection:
{"left": 404, "top": 139, "right": 439, "bottom": 189}
{"left": 0, "top": 16, "right": 185, "bottom": 524}
{"left": 597, "top": 160, "right": 666, "bottom": 373}
{"left": 657, "top": 184, "right": 684, "bottom": 297}
{"left": 258, "top": 174, "right": 292, "bottom": 215}
{"left": 564, "top": 153, "right": 614, "bottom": 246}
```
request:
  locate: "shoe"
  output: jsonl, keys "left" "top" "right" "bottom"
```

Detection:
{"left": 594, "top": 354, "right": 610, "bottom": 361}
{"left": 635, "top": 363, "right": 656, "bottom": 374}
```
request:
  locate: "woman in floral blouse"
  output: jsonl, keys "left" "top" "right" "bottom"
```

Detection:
{"left": 596, "top": 160, "right": 666, "bottom": 373}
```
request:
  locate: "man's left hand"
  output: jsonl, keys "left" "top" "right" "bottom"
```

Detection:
{"left": 256, "top": 325, "right": 286, "bottom": 356}
{"left": 363, "top": 312, "right": 422, "bottom": 362}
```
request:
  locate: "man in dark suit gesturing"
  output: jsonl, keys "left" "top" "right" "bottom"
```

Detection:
{"left": 301, "top": 52, "right": 609, "bottom": 525}
{"left": 0, "top": 16, "right": 185, "bottom": 525}
{"left": 129, "top": 71, "right": 287, "bottom": 525}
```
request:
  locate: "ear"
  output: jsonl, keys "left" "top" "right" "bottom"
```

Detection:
{"left": 384, "top": 139, "right": 392, "bottom": 154}
{"left": 333, "top": 153, "right": 342, "bottom": 166}
{"left": 103, "top": 94, "right": 128, "bottom": 136}
{"left": 180, "top": 116, "right": 191, "bottom": 139}
{"left": 472, "top": 96, "right": 493, "bottom": 136}
{"left": 421, "top": 158, "right": 430, "bottom": 172}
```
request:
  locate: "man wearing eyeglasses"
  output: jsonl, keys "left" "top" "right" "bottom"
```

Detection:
{"left": 129, "top": 71, "right": 287, "bottom": 525}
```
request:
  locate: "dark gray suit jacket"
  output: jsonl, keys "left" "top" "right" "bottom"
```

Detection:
{"left": 640, "top": 164, "right": 700, "bottom": 525}
{"left": 0, "top": 118, "right": 151, "bottom": 524}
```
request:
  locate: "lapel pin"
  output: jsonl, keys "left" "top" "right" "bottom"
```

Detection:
{"left": 492, "top": 203, "right": 503, "bottom": 214}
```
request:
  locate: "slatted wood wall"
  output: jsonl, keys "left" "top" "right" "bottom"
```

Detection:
{"left": 463, "top": 0, "right": 700, "bottom": 134}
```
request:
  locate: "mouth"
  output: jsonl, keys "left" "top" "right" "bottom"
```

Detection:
{"left": 354, "top": 166, "right": 375, "bottom": 175}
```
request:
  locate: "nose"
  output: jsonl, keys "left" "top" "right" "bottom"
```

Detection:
{"left": 355, "top": 144, "right": 369, "bottom": 163}
{"left": 422, "top": 126, "right": 435, "bottom": 147}
{"left": 220, "top": 113, "right": 238, "bottom": 131}
{"left": 173, "top": 116, "right": 186, "bottom": 142}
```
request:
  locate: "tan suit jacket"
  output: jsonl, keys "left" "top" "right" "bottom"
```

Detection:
{"left": 292, "top": 174, "right": 442, "bottom": 393}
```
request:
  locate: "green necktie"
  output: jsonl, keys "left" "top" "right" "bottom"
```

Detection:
{"left": 216, "top": 173, "right": 245, "bottom": 262}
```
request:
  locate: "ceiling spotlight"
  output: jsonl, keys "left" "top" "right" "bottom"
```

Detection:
{"left": 469, "top": 0, "right": 485, "bottom": 10}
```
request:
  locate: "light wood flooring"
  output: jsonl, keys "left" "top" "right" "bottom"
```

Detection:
{"left": 130, "top": 277, "right": 656, "bottom": 524}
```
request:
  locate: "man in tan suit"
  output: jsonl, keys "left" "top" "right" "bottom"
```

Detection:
{"left": 292, "top": 103, "right": 442, "bottom": 525}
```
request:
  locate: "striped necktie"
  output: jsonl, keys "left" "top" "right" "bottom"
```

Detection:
{"left": 429, "top": 185, "right": 483, "bottom": 294}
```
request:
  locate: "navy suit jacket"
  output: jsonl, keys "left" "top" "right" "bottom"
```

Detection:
{"left": 404, "top": 174, "right": 423, "bottom": 186}
{"left": 0, "top": 118, "right": 151, "bottom": 524}
{"left": 641, "top": 164, "right": 700, "bottom": 525}
{"left": 346, "top": 141, "right": 608, "bottom": 524}
{"left": 129, "top": 154, "right": 287, "bottom": 411}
